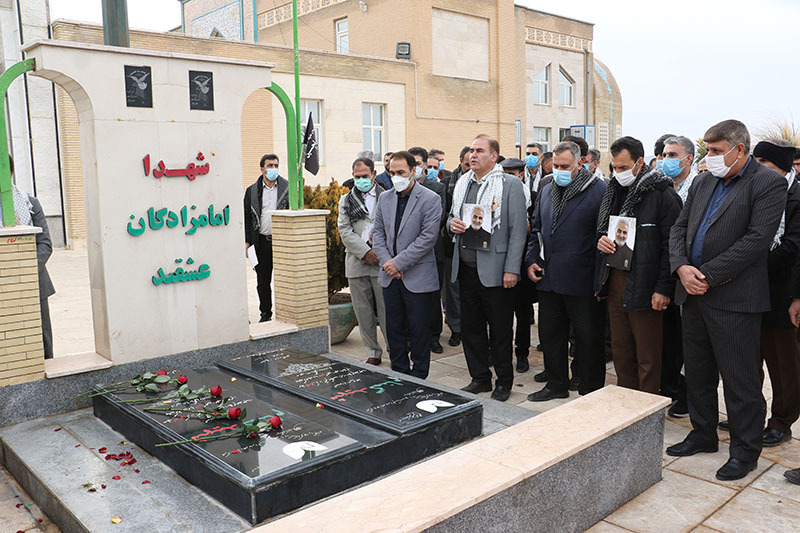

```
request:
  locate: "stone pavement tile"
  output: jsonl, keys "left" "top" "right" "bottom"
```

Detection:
{"left": 434, "top": 353, "right": 469, "bottom": 370}
{"left": 704, "top": 486, "right": 800, "bottom": 533}
{"left": 513, "top": 389, "right": 578, "bottom": 413}
{"left": 425, "top": 361, "right": 464, "bottom": 380}
{"left": 759, "top": 435, "right": 800, "bottom": 469}
{"left": 664, "top": 419, "right": 691, "bottom": 445}
{"left": 691, "top": 526, "right": 725, "bottom": 532}
{"left": 668, "top": 414, "right": 730, "bottom": 443}
{"left": 586, "top": 520, "right": 633, "bottom": 532}
{"left": 667, "top": 441, "right": 773, "bottom": 490}
{"left": 750, "top": 463, "right": 800, "bottom": 504}
{"left": 0, "top": 480, "right": 14, "bottom": 502}
{"left": 604, "top": 470, "right": 736, "bottom": 533}
{"left": 0, "top": 498, "right": 38, "bottom": 533}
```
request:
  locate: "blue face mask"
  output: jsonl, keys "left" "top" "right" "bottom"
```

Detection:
{"left": 583, "top": 163, "right": 590, "bottom": 171}
{"left": 525, "top": 154, "right": 539, "bottom": 169}
{"left": 553, "top": 169, "right": 573, "bottom": 187}
{"left": 426, "top": 168, "right": 438, "bottom": 181}
{"left": 656, "top": 159, "right": 664, "bottom": 173}
{"left": 661, "top": 156, "right": 686, "bottom": 179}
{"left": 438, "top": 160, "right": 445, "bottom": 170}
{"left": 354, "top": 177, "right": 373, "bottom": 192}
{"left": 265, "top": 168, "right": 279, "bottom": 181}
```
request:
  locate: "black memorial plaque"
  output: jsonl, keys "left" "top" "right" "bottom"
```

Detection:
{"left": 218, "top": 348, "right": 481, "bottom": 434}
{"left": 124, "top": 65, "right": 152, "bottom": 108}
{"left": 189, "top": 70, "right": 214, "bottom": 110}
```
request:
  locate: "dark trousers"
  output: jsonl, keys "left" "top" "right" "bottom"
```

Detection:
{"left": 682, "top": 296, "right": 763, "bottom": 462}
{"left": 761, "top": 326, "right": 800, "bottom": 433}
{"left": 661, "top": 301, "right": 686, "bottom": 401}
{"left": 514, "top": 273, "right": 534, "bottom": 358}
{"left": 383, "top": 279, "right": 432, "bottom": 378}
{"left": 538, "top": 290, "right": 605, "bottom": 395}
{"left": 41, "top": 297, "right": 53, "bottom": 360}
{"left": 442, "top": 255, "right": 461, "bottom": 335}
{"left": 255, "top": 235, "right": 274, "bottom": 320}
{"left": 607, "top": 270, "right": 663, "bottom": 394}
{"left": 429, "top": 261, "right": 444, "bottom": 339}
{"left": 459, "top": 264, "right": 515, "bottom": 388}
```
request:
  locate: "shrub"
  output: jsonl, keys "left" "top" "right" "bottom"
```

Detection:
{"left": 303, "top": 180, "right": 349, "bottom": 300}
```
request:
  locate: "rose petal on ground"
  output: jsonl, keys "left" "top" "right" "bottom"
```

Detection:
{"left": 98, "top": 447, "right": 107, "bottom": 454}
{"left": 232, "top": 450, "right": 239, "bottom": 454}
{"left": 111, "top": 516, "right": 122, "bottom": 524}
{"left": 230, "top": 377, "right": 237, "bottom": 382}
{"left": 54, "top": 427, "right": 62, "bottom": 431}
{"left": 119, "top": 441, "right": 128, "bottom": 445}
{"left": 141, "top": 480, "right": 150, "bottom": 484}
{"left": 112, "top": 475, "right": 120, "bottom": 480}
{"left": 127, "top": 458, "right": 137, "bottom": 465}
{"left": 134, "top": 468, "right": 140, "bottom": 473}
{"left": 101, "top": 484, "right": 106, "bottom": 489}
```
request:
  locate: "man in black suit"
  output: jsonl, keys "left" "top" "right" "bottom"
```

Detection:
{"left": 409, "top": 147, "right": 447, "bottom": 353}
{"left": 244, "top": 154, "right": 289, "bottom": 322}
{"left": 667, "top": 120, "right": 787, "bottom": 481}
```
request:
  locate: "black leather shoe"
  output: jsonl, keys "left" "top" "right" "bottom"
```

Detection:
{"left": 535, "top": 343, "right": 543, "bottom": 351}
{"left": 718, "top": 420, "right": 729, "bottom": 431}
{"left": 516, "top": 356, "right": 530, "bottom": 373}
{"left": 448, "top": 333, "right": 461, "bottom": 347}
{"left": 431, "top": 338, "right": 443, "bottom": 354}
{"left": 491, "top": 384, "right": 511, "bottom": 402}
{"left": 569, "top": 376, "right": 580, "bottom": 391}
{"left": 665, "top": 437, "right": 718, "bottom": 457}
{"left": 716, "top": 457, "right": 757, "bottom": 481}
{"left": 527, "top": 386, "right": 569, "bottom": 402}
{"left": 461, "top": 380, "right": 492, "bottom": 394}
{"left": 763, "top": 427, "right": 791, "bottom": 447}
{"left": 533, "top": 370, "right": 548, "bottom": 383}
{"left": 784, "top": 468, "right": 800, "bottom": 485}
{"left": 259, "top": 314, "right": 271, "bottom": 323}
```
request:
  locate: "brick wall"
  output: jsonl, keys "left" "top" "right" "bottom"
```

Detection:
{"left": 0, "top": 234, "right": 44, "bottom": 386}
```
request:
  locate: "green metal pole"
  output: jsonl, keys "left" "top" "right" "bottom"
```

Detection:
{"left": 266, "top": 82, "right": 300, "bottom": 210}
{"left": 101, "top": 0, "right": 130, "bottom": 47}
{"left": 292, "top": 0, "right": 303, "bottom": 206}
{"left": 0, "top": 59, "right": 35, "bottom": 227}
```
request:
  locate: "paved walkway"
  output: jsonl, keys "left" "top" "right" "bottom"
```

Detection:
{"left": 5, "top": 249, "right": 800, "bottom": 531}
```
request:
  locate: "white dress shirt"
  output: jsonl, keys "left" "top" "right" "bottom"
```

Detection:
{"left": 260, "top": 180, "right": 278, "bottom": 236}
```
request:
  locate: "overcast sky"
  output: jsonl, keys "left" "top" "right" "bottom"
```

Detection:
{"left": 50, "top": 0, "right": 800, "bottom": 155}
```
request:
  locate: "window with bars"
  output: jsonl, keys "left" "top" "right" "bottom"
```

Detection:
{"left": 362, "top": 103, "right": 384, "bottom": 156}
{"left": 300, "top": 99, "right": 324, "bottom": 165}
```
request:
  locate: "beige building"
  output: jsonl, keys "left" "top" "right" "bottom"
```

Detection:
{"left": 46, "top": 0, "right": 621, "bottom": 247}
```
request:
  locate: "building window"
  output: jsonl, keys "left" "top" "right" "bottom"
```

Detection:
{"left": 559, "top": 69, "right": 574, "bottom": 107}
{"left": 362, "top": 103, "right": 384, "bottom": 156}
{"left": 598, "top": 122, "right": 609, "bottom": 151}
{"left": 533, "top": 127, "right": 550, "bottom": 152}
{"left": 300, "top": 99, "right": 324, "bottom": 165}
{"left": 533, "top": 65, "right": 549, "bottom": 105}
{"left": 335, "top": 18, "right": 349, "bottom": 53}
{"left": 210, "top": 28, "right": 225, "bottom": 39}
{"left": 559, "top": 128, "right": 571, "bottom": 141}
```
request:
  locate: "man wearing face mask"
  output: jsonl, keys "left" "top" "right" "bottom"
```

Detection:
{"left": 372, "top": 151, "right": 441, "bottom": 378}
{"left": 410, "top": 146, "right": 447, "bottom": 353}
{"left": 596, "top": 136, "right": 681, "bottom": 394}
{"left": 525, "top": 142, "right": 545, "bottom": 194}
{"left": 659, "top": 135, "right": 697, "bottom": 418}
{"left": 430, "top": 148, "right": 451, "bottom": 183}
{"left": 653, "top": 133, "right": 677, "bottom": 174}
{"left": 525, "top": 141, "right": 607, "bottom": 401}
{"left": 718, "top": 139, "right": 800, "bottom": 448}
{"left": 244, "top": 154, "right": 289, "bottom": 322}
{"left": 448, "top": 135, "right": 527, "bottom": 401}
{"left": 338, "top": 157, "right": 388, "bottom": 365}
{"left": 667, "top": 119, "right": 787, "bottom": 482}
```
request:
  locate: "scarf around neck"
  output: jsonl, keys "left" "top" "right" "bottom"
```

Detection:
{"left": 596, "top": 165, "right": 671, "bottom": 235}
{"left": 451, "top": 164, "right": 506, "bottom": 230}
{"left": 344, "top": 182, "right": 384, "bottom": 222}
{"left": 550, "top": 166, "right": 595, "bottom": 228}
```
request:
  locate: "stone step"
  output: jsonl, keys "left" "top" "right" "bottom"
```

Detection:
{"left": 0, "top": 409, "right": 250, "bottom": 533}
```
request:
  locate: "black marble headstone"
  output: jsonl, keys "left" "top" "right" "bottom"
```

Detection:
{"left": 218, "top": 349, "right": 478, "bottom": 434}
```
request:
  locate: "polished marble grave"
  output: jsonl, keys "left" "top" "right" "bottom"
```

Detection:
{"left": 93, "top": 351, "right": 482, "bottom": 524}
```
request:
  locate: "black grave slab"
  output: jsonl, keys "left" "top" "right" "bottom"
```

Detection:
{"left": 218, "top": 349, "right": 483, "bottom": 435}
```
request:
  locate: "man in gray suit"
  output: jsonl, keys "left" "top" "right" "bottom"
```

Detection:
{"left": 337, "top": 157, "right": 387, "bottom": 366}
{"left": 372, "top": 151, "right": 442, "bottom": 379}
{"left": 667, "top": 119, "right": 787, "bottom": 481}
{"left": 448, "top": 135, "right": 528, "bottom": 401}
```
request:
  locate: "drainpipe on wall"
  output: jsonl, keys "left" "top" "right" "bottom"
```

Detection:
{"left": 583, "top": 46, "right": 590, "bottom": 127}
{"left": 252, "top": 0, "right": 258, "bottom": 42}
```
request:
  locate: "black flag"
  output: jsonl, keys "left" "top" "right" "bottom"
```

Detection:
{"left": 302, "top": 112, "right": 319, "bottom": 176}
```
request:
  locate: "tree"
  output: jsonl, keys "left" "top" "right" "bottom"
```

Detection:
{"left": 756, "top": 119, "right": 800, "bottom": 147}
{"left": 303, "top": 180, "right": 349, "bottom": 300}
{"left": 695, "top": 138, "right": 707, "bottom": 161}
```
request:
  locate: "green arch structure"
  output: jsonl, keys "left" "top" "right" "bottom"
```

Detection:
{"left": 266, "top": 81, "right": 303, "bottom": 210}
{"left": 0, "top": 58, "right": 35, "bottom": 227}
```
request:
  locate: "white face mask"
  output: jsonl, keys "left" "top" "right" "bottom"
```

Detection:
{"left": 414, "top": 166, "right": 424, "bottom": 180}
{"left": 392, "top": 175, "right": 411, "bottom": 193}
{"left": 614, "top": 162, "right": 639, "bottom": 187}
{"left": 705, "top": 145, "right": 738, "bottom": 178}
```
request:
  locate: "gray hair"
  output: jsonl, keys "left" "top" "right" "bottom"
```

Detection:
{"left": 588, "top": 148, "right": 601, "bottom": 162}
{"left": 704, "top": 119, "right": 750, "bottom": 153}
{"left": 664, "top": 136, "right": 695, "bottom": 158}
{"left": 553, "top": 141, "right": 580, "bottom": 163}
{"left": 527, "top": 142, "right": 545, "bottom": 153}
{"left": 357, "top": 150, "right": 375, "bottom": 161}
{"left": 767, "top": 138, "right": 794, "bottom": 147}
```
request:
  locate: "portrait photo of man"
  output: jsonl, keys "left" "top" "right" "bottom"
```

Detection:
{"left": 462, "top": 204, "right": 492, "bottom": 251}
{"left": 606, "top": 216, "right": 635, "bottom": 271}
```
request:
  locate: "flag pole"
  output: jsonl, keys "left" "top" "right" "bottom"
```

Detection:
{"left": 292, "top": 0, "right": 303, "bottom": 206}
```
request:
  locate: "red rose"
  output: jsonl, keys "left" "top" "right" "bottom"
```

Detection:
{"left": 268, "top": 415, "right": 282, "bottom": 429}
{"left": 177, "top": 375, "right": 188, "bottom": 384}
{"left": 249, "top": 432, "right": 258, "bottom": 438}
{"left": 210, "top": 386, "right": 222, "bottom": 397}
{"left": 227, "top": 407, "right": 241, "bottom": 419}
{"left": 157, "top": 371, "right": 167, "bottom": 376}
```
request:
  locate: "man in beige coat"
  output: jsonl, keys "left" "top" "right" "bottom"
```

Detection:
{"left": 338, "top": 157, "right": 388, "bottom": 365}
